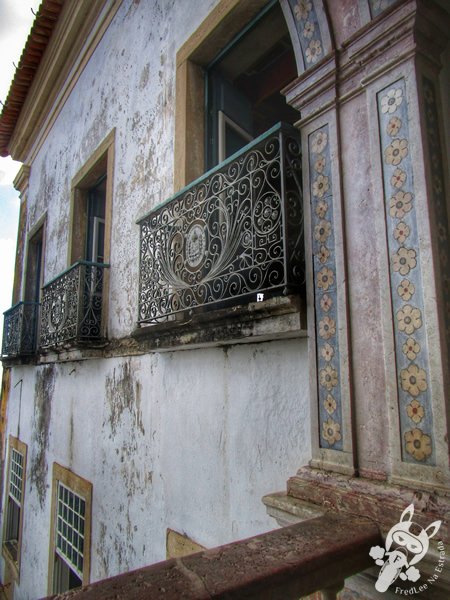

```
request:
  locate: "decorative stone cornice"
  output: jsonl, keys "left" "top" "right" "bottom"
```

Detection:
{"left": 12, "top": 164, "right": 31, "bottom": 197}
{"left": 8, "top": 0, "right": 122, "bottom": 163}
{"left": 284, "top": 0, "right": 450, "bottom": 121}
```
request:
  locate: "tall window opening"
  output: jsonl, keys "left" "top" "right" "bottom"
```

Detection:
{"left": 24, "top": 225, "right": 44, "bottom": 304}
{"left": 205, "top": 1, "right": 299, "bottom": 170}
{"left": 2, "top": 437, "right": 27, "bottom": 575}
{"left": 85, "top": 174, "right": 106, "bottom": 264}
{"left": 71, "top": 157, "right": 107, "bottom": 266}
{"left": 49, "top": 464, "right": 92, "bottom": 594}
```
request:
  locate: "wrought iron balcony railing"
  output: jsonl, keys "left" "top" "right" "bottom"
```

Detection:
{"left": 39, "top": 261, "right": 109, "bottom": 349}
{"left": 1, "top": 301, "right": 39, "bottom": 358}
{"left": 138, "top": 122, "right": 304, "bottom": 324}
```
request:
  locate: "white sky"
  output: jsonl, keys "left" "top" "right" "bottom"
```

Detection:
{"left": 0, "top": 0, "right": 41, "bottom": 356}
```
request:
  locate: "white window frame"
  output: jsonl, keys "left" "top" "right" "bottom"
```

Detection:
{"left": 48, "top": 464, "right": 92, "bottom": 594}
{"left": 218, "top": 110, "right": 253, "bottom": 163}
{"left": 2, "top": 436, "right": 27, "bottom": 578}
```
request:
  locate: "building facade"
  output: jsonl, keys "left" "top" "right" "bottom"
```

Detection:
{"left": 0, "top": 0, "right": 449, "bottom": 598}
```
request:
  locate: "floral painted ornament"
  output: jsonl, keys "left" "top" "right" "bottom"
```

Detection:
{"left": 319, "top": 365, "right": 338, "bottom": 390}
{"left": 397, "top": 278, "right": 415, "bottom": 301}
{"left": 402, "top": 337, "right": 420, "bottom": 360}
{"left": 387, "top": 116, "right": 402, "bottom": 136}
{"left": 404, "top": 428, "right": 432, "bottom": 461}
{"left": 320, "top": 293, "right": 333, "bottom": 312}
{"left": 324, "top": 394, "right": 337, "bottom": 414}
{"left": 381, "top": 88, "right": 403, "bottom": 114}
{"left": 406, "top": 399, "right": 424, "bottom": 424}
{"left": 400, "top": 364, "right": 427, "bottom": 397}
{"left": 303, "top": 20, "right": 315, "bottom": 39}
{"left": 319, "top": 316, "right": 336, "bottom": 340}
{"left": 314, "top": 154, "right": 326, "bottom": 173}
{"left": 322, "top": 418, "right": 341, "bottom": 446}
{"left": 312, "top": 174, "right": 329, "bottom": 198}
{"left": 392, "top": 247, "right": 417, "bottom": 276}
{"left": 397, "top": 304, "right": 422, "bottom": 335}
{"left": 315, "top": 200, "right": 328, "bottom": 218}
{"left": 314, "top": 219, "right": 331, "bottom": 242}
{"left": 393, "top": 221, "right": 410, "bottom": 244}
{"left": 321, "top": 342, "right": 334, "bottom": 361}
{"left": 294, "top": 0, "right": 312, "bottom": 20}
{"left": 311, "top": 130, "right": 328, "bottom": 154}
{"left": 306, "top": 39, "right": 322, "bottom": 64}
{"left": 317, "top": 245, "right": 330, "bottom": 264}
{"left": 389, "top": 190, "right": 413, "bottom": 218}
{"left": 317, "top": 266, "right": 334, "bottom": 291}
{"left": 385, "top": 138, "right": 408, "bottom": 166}
{"left": 391, "top": 168, "right": 407, "bottom": 188}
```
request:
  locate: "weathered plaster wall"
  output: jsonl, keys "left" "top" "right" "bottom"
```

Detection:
{"left": 2, "top": 339, "right": 309, "bottom": 596}
{"left": 27, "top": 0, "right": 218, "bottom": 339}
{"left": 0, "top": 1, "right": 312, "bottom": 595}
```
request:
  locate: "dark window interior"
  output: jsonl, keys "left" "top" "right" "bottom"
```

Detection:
{"left": 206, "top": 1, "right": 299, "bottom": 169}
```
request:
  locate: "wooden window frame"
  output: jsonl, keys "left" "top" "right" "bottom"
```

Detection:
{"left": 2, "top": 436, "right": 27, "bottom": 580}
{"left": 48, "top": 463, "right": 92, "bottom": 594}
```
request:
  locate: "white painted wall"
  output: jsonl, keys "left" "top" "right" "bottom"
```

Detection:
{"left": 4, "top": 339, "right": 310, "bottom": 597}
{"left": 1, "top": 0, "right": 311, "bottom": 596}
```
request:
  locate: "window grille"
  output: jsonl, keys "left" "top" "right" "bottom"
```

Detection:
{"left": 9, "top": 448, "right": 24, "bottom": 505}
{"left": 55, "top": 482, "right": 86, "bottom": 577}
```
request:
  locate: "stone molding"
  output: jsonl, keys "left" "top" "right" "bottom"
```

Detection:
{"left": 9, "top": 0, "right": 122, "bottom": 163}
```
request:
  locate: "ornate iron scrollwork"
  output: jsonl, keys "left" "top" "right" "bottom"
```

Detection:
{"left": 39, "top": 261, "right": 107, "bottom": 349}
{"left": 138, "top": 122, "right": 304, "bottom": 323}
{"left": 1, "top": 302, "right": 39, "bottom": 357}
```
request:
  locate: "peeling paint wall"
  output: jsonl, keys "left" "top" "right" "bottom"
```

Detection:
{"left": 2, "top": 340, "right": 309, "bottom": 597}
{"left": 0, "top": 0, "right": 311, "bottom": 597}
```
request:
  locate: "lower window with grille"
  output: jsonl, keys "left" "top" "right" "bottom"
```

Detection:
{"left": 2, "top": 437, "right": 27, "bottom": 575}
{"left": 49, "top": 464, "right": 92, "bottom": 594}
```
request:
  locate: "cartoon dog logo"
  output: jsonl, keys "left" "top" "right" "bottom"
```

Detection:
{"left": 369, "top": 504, "right": 441, "bottom": 592}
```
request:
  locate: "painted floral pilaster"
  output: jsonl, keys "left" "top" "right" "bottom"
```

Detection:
{"left": 280, "top": 0, "right": 332, "bottom": 74}
{"left": 309, "top": 126, "right": 344, "bottom": 454}
{"left": 377, "top": 79, "right": 436, "bottom": 466}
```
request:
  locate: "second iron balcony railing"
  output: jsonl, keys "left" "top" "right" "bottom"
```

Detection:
{"left": 138, "top": 122, "right": 304, "bottom": 324}
{"left": 39, "top": 261, "right": 109, "bottom": 349}
{"left": 1, "top": 301, "right": 39, "bottom": 358}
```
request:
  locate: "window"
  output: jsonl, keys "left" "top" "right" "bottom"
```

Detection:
{"left": 2, "top": 437, "right": 27, "bottom": 575}
{"left": 48, "top": 464, "right": 92, "bottom": 594}
{"left": 205, "top": 1, "right": 298, "bottom": 170}
{"left": 24, "top": 222, "right": 44, "bottom": 304}
{"left": 138, "top": 1, "right": 304, "bottom": 327}
{"left": 66, "top": 130, "right": 114, "bottom": 341}
{"left": 174, "top": 0, "right": 299, "bottom": 189}
{"left": 70, "top": 130, "right": 114, "bottom": 267}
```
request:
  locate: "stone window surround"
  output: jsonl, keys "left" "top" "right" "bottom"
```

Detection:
{"left": 2, "top": 436, "right": 27, "bottom": 581}
{"left": 48, "top": 463, "right": 92, "bottom": 594}
{"left": 68, "top": 129, "right": 115, "bottom": 340}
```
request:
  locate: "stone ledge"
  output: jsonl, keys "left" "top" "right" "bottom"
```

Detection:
{"left": 263, "top": 469, "right": 450, "bottom": 597}
{"left": 287, "top": 466, "right": 450, "bottom": 544}
{"left": 262, "top": 492, "right": 324, "bottom": 527}
{"left": 46, "top": 513, "right": 381, "bottom": 600}
{"left": 4, "top": 295, "right": 307, "bottom": 364}
{"left": 129, "top": 294, "right": 306, "bottom": 352}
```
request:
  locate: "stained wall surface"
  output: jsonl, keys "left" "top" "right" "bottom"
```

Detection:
{"left": 0, "top": 0, "right": 312, "bottom": 596}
